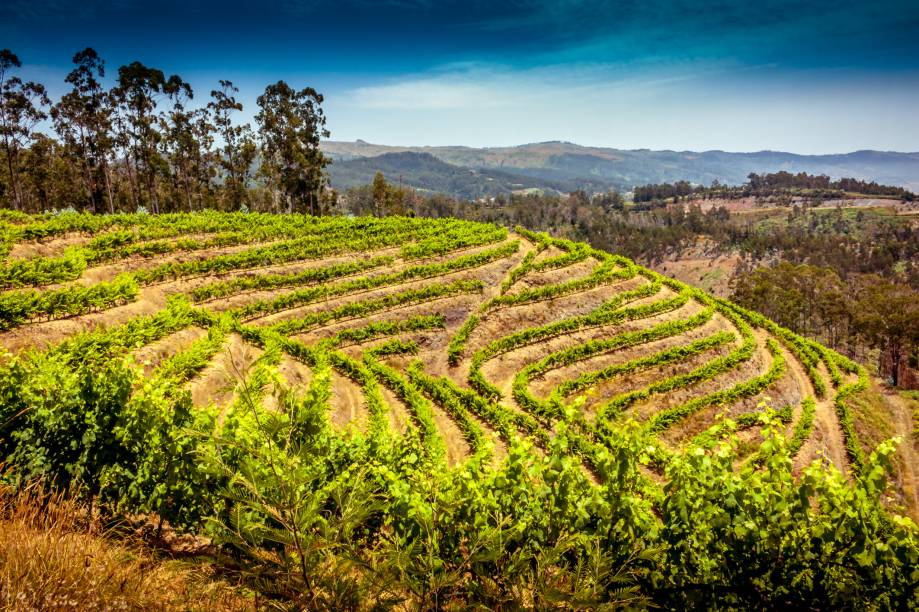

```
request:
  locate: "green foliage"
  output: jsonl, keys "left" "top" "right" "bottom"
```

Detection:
{"left": 788, "top": 397, "right": 817, "bottom": 456}
{"left": 318, "top": 313, "right": 445, "bottom": 349}
{"left": 233, "top": 241, "right": 515, "bottom": 321}
{"left": 0, "top": 212, "right": 916, "bottom": 609}
{"left": 400, "top": 224, "right": 507, "bottom": 259}
{"left": 499, "top": 227, "right": 584, "bottom": 294}
{"left": 406, "top": 360, "right": 490, "bottom": 459}
{"left": 470, "top": 284, "right": 684, "bottom": 401}
{"left": 719, "top": 294, "right": 827, "bottom": 397}
{"left": 49, "top": 296, "right": 196, "bottom": 364}
{"left": 326, "top": 349, "right": 390, "bottom": 443}
{"left": 190, "top": 255, "right": 394, "bottom": 302}
{"left": 411, "top": 361, "right": 549, "bottom": 447}
{"left": 271, "top": 278, "right": 484, "bottom": 336}
{"left": 446, "top": 312, "right": 479, "bottom": 366}
{"left": 0, "top": 352, "right": 134, "bottom": 497}
{"left": 365, "top": 355, "right": 447, "bottom": 462}
{"left": 834, "top": 361, "right": 870, "bottom": 472}
{"left": 0, "top": 248, "right": 86, "bottom": 289}
{"left": 485, "top": 253, "right": 633, "bottom": 310}
{"left": 645, "top": 338, "right": 786, "bottom": 435}
{"left": 0, "top": 274, "right": 138, "bottom": 331}
{"left": 656, "top": 421, "right": 918, "bottom": 609}
{"left": 550, "top": 330, "right": 735, "bottom": 414}
{"left": 514, "top": 309, "right": 718, "bottom": 419}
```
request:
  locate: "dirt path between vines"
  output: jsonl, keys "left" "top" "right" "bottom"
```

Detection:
{"left": 885, "top": 390, "right": 919, "bottom": 519}
{"left": 793, "top": 361, "right": 849, "bottom": 475}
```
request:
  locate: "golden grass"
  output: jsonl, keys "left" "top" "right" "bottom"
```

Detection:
{"left": 0, "top": 486, "right": 252, "bottom": 611}
{"left": 849, "top": 381, "right": 897, "bottom": 455}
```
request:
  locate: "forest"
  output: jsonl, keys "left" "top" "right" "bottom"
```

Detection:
{"left": 1, "top": 48, "right": 332, "bottom": 216}
{"left": 633, "top": 173, "right": 915, "bottom": 203}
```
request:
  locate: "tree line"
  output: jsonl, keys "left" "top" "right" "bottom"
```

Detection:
{"left": 747, "top": 171, "right": 915, "bottom": 198}
{"left": 632, "top": 172, "right": 915, "bottom": 204}
{"left": 731, "top": 262, "right": 918, "bottom": 387}
{"left": 0, "top": 48, "right": 332, "bottom": 215}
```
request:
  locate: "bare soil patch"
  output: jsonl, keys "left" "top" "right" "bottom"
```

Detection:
{"left": 793, "top": 362, "right": 850, "bottom": 474}
{"left": 78, "top": 238, "right": 293, "bottom": 285}
{"left": 464, "top": 276, "right": 653, "bottom": 359}
{"left": 481, "top": 298, "right": 706, "bottom": 405}
{"left": 187, "top": 334, "right": 263, "bottom": 413}
{"left": 531, "top": 316, "right": 732, "bottom": 398}
{"left": 328, "top": 371, "right": 368, "bottom": 433}
{"left": 511, "top": 258, "right": 597, "bottom": 291}
{"left": 883, "top": 389, "right": 919, "bottom": 519}
{"left": 630, "top": 327, "right": 769, "bottom": 426}
{"left": 7, "top": 232, "right": 91, "bottom": 259}
{"left": 380, "top": 385, "right": 412, "bottom": 435}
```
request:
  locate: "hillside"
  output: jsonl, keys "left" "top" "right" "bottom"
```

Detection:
{"left": 326, "top": 151, "right": 578, "bottom": 197}
{"left": 323, "top": 140, "right": 919, "bottom": 197}
{"left": 0, "top": 211, "right": 916, "bottom": 608}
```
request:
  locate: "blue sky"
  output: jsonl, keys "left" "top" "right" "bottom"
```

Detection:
{"left": 3, "top": 0, "right": 918, "bottom": 153}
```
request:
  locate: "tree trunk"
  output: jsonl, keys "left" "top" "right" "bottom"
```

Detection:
{"left": 102, "top": 158, "right": 115, "bottom": 214}
{"left": 183, "top": 169, "right": 193, "bottom": 212}
{"left": 890, "top": 341, "right": 901, "bottom": 388}
{"left": 79, "top": 127, "right": 99, "bottom": 213}
{"left": 4, "top": 144, "right": 21, "bottom": 210}
{"left": 147, "top": 164, "right": 160, "bottom": 214}
{"left": 880, "top": 339, "right": 903, "bottom": 387}
{"left": 125, "top": 147, "right": 140, "bottom": 210}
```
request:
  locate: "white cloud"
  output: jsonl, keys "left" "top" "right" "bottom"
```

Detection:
{"left": 340, "top": 63, "right": 721, "bottom": 111}
{"left": 349, "top": 78, "right": 514, "bottom": 109}
{"left": 343, "top": 62, "right": 690, "bottom": 111}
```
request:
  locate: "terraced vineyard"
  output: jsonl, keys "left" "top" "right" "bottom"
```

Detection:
{"left": 0, "top": 210, "right": 914, "bottom": 608}
{"left": 0, "top": 210, "right": 871, "bottom": 471}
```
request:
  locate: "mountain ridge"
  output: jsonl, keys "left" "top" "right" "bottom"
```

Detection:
{"left": 323, "top": 140, "right": 919, "bottom": 198}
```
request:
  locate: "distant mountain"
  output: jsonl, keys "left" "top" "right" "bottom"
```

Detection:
{"left": 327, "top": 151, "right": 589, "bottom": 198}
{"left": 322, "top": 140, "right": 919, "bottom": 198}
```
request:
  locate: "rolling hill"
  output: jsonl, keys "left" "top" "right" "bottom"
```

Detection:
{"left": 323, "top": 140, "right": 919, "bottom": 198}
{"left": 326, "top": 151, "right": 580, "bottom": 197}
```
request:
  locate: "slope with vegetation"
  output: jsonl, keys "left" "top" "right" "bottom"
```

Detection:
{"left": 0, "top": 211, "right": 916, "bottom": 609}
{"left": 322, "top": 140, "right": 919, "bottom": 196}
{"left": 351, "top": 173, "right": 918, "bottom": 391}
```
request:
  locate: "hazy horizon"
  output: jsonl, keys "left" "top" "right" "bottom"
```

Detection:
{"left": 5, "top": 0, "right": 919, "bottom": 155}
{"left": 323, "top": 138, "right": 919, "bottom": 156}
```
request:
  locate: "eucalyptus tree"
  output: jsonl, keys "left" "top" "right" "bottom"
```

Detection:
{"left": 19, "top": 133, "right": 83, "bottom": 211}
{"left": 161, "top": 75, "right": 214, "bottom": 211}
{"left": 51, "top": 48, "right": 115, "bottom": 213}
{"left": 0, "top": 49, "right": 50, "bottom": 210}
{"left": 853, "top": 275, "right": 919, "bottom": 386}
{"left": 255, "top": 80, "right": 329, "bottom": 214}
{"left": 208, "top": 80, "right": 256, "bottom": 209}
{"left": 112, "top": 62, "right": 168, "bottom": 212}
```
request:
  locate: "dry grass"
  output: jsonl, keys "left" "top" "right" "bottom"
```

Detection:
{"left": 0, "top": 486, "right": 252, "bottom": 611}
{"left": 847, "top": 383, "right": 919, "bottom": 519}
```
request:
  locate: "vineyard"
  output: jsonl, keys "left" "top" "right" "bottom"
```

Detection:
{"left": 0, "top": 210, "right": 916, "bottom": 608}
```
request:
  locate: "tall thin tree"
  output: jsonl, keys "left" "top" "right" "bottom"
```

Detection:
{"left": 51, "top": 48, "right": 115, "bottom": 214}
{"left": 112, "top": 62, "right": 167, "bottom": 213}
{"left": 209, "top": 80, "right": 256, "bottom": 209}
{"left": 255, "top": 80, "right": 329, "bottom": 214}
{"left": 0, "top": 50, "right": 50, "bottom": 210}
